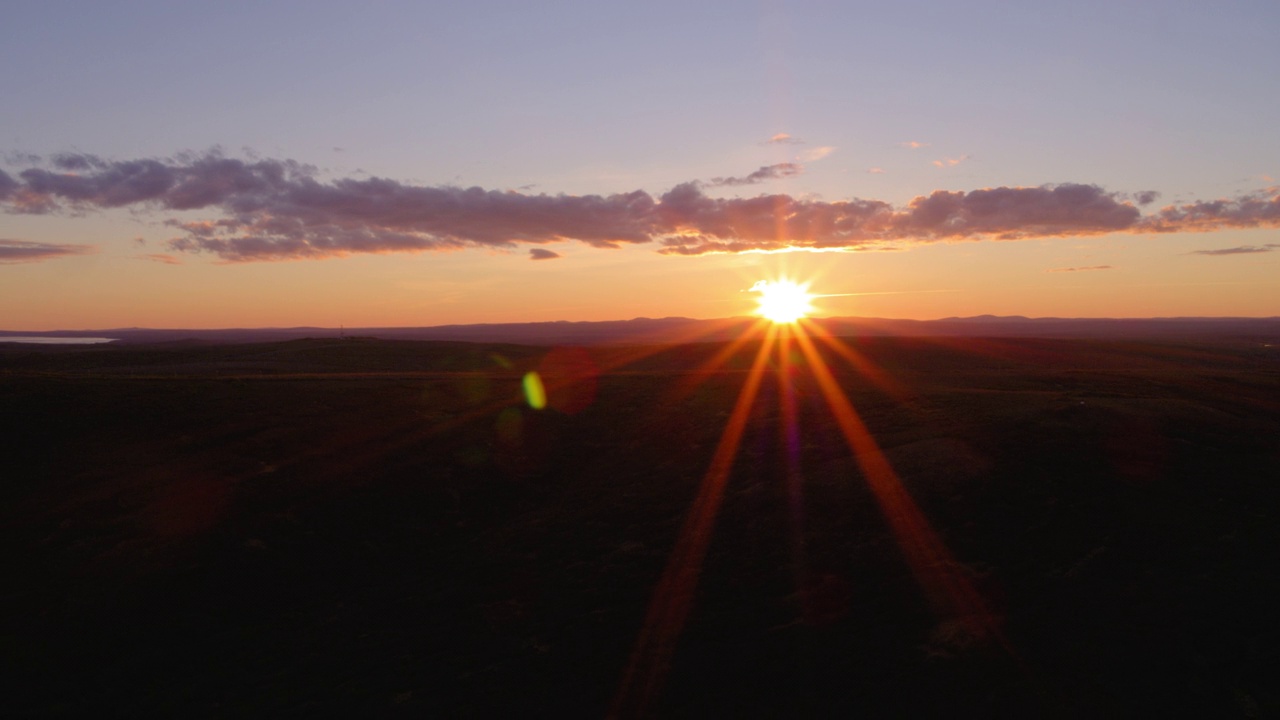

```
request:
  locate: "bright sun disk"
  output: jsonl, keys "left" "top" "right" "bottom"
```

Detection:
{"left": 752, "top": 279, "right": 814, "bottom": 324}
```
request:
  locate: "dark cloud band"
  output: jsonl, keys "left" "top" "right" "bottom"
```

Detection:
{"left": 3, "top": 151, "right": 1279, "bottom": 261}
{"left": 0, "top": 239, "right": 95, "bottom": 263}
{"left": 1189, "top": 244, "right": 1280, "bottom": 256}
{"left": 707, "top": 163, "right": 803, "bottom": 187}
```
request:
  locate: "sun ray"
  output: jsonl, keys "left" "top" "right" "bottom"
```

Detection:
{"left": 613, "top": 323, "right": 779, "bottom": 717}
{"left": 615, "top": 296, "right": 1018, "bottom": 714}
{"left": 663, "top": 318, "right": 772, "bottom": 404}
{"left": 798, "top": 317, "right": 915, "bottom": 402}
{"left": 587, "top": 317, "right": 770, "bottom": 378}
{"left": 776, "top": 324, "right": 815, "bottom": 621}
{"left": 790, "top": 327, "right": 1002, "bottom": 642}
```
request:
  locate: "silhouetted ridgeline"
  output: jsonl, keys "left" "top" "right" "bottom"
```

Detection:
{"left": 2, "top": 315, "right": 1279, "bottom": 346}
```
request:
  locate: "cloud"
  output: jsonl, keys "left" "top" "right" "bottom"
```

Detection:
{"left": 1188, "top": 244, "right": 1280, "bottom": 256}
{"left": 529, "top": 248, "right": 561, "bottom": 260}
{"left": 708, "top": 163, "right": 803, "bottom": 187}
{"left": 2, "top": 151, "right": 658, "bottom": 261}
{"left": 1140, "top": 191, "right": 1280, "bottom": 234}
{"left": 13, "top": 152, "right": 308, "bottom": 212}
{"left": 0, "top": 169, "right": 18, "bottom": 199}
{"left": 798, "top": 146, "right": 835, "bottom": 163}
{"left": 764, "top": 133, "right": 803, "bottom": 145}
{"left": 1132, "top": 190, "right": 1160, "bottom": 206}
{"left": 933, "top": 155, "right": 970, "bottom": 168}
{"left": 4, "top": 150, "right": 1280, "bottom": 260}
{"left": 0, "top": 239, "right": 95, "bottom": 263}
{"left": 1046, "top": 265, "right": 1113, "bottom": 273}
{"left": 890, "top": 184, "right": 1144, "bottom": 240}
{"left": 655, "top": 182, "right": 897, "bottom": 255}
{"left": 140, "top": 252, "right": 183, "bottom": 264}
{"left": 900, "top": 141, "right": 929, "bottom": 149}
{"left": 867, "top": 167, "right": 886, "bottom": 175}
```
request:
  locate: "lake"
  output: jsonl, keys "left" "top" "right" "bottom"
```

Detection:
{"left": 0, "top": 337, "right": 118, "bottom": 345}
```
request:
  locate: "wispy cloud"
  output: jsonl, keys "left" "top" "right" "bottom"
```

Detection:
{"left": 763, "top": 133, "right": 803, "bottom": 145}
{"left": 0, "top": 238, "right": 95, "bottom": 263}
{"left": 0, "top": 169, "right": 18, "bottom": 200}
{"left": 900, "top": 141, "right": 929, "bottom": 149}
{"left": 529, "top": 248, "right": 561, "bottom": 260}
{"left": 1046, "top": 265, "right": 1113, "bottom": 273}
{"left": 4, "top": 150, "right": 1280, "bottom": 260}
{"left": 933, "top": 155, "right": 970, "bottom": 168}
{"left": 139, "top": 252, "right": 183, "bottom": 264}
{"left": 867, "top": 167, "right": 886, "bottom": 175}
{"left": 798, "top": 146, "right": 835, "bottom": 163}
{"left": 1, "top": 151, "right": 42, "bottom": 166}
{"left": 1188, "top": 244, "right": 1280, "bottom": 256}
{"left": 707, "top": 163, "right": 802, "bottom": 187}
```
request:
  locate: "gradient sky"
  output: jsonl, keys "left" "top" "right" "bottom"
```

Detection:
{"left": 2, "top": 0, "right": 1278, "bottom": 330}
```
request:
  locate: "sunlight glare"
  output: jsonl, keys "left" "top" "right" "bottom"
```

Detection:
{"left": 751, "top": 279, "right": 814, "bottom": 324}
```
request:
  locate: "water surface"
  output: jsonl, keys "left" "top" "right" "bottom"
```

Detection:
{"left": 0, "top": 336, "right": 117, "bottom": 345}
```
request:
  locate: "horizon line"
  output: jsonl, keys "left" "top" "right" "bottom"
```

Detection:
{"left": 4, "top": 313, "right": 1280, "bottom": 336}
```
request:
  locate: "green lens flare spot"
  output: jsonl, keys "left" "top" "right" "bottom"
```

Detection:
{"left": 523, "top": 371, "right": 547, "bottom": 409}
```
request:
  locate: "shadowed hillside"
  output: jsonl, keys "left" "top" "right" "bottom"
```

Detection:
{"left": 3, "top": 335, "right": 1278, "bottom": 716}
{"left": 5, "top": 314, "right": 1279, "bottom": 347}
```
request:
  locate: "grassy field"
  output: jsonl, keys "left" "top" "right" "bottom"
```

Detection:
{"left": 3, "top": 335, "right": 1278, "bottom": 716}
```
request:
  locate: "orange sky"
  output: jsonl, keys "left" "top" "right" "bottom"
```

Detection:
{"left": 4, "top": 225, "right": 1276, "bottom": 331}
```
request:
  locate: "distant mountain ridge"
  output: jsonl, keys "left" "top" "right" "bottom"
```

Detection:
{"left": 3, "top": 315, "right": 1279, "bottom": 346}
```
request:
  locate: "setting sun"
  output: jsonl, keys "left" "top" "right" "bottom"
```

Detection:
{"left": 751, "top": 279, "right": 815, "bottom": 324}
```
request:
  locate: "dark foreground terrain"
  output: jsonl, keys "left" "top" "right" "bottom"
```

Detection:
{"left": 3, "top": 334, "right": 1278, "bottom": 716}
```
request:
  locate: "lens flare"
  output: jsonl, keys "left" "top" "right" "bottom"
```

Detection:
{"left": 522, "top": 371, "right": 546, "bottom": 409}
{"left": 751, "top": 279, "right": 814, "bottom": 324}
